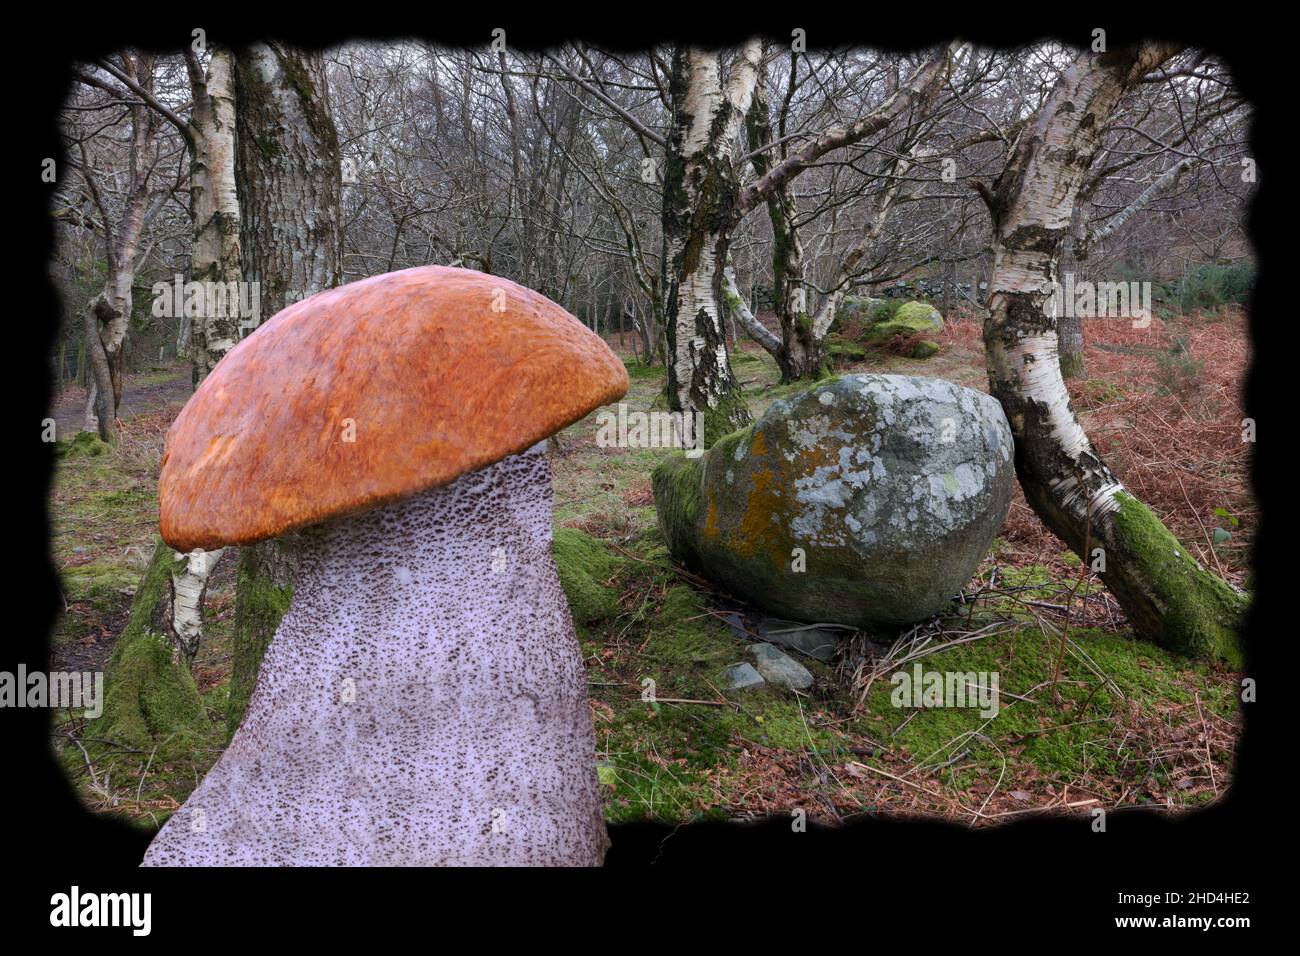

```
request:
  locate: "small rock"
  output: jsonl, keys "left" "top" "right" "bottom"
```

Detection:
{"left": 756, "top": 619, "right": 840, "bottom": 663}
{"left": 723, "top": 662, "right": 765, "bottom": 690}
{"left": 748, "top": 643, "right": 814, "bottom": 690}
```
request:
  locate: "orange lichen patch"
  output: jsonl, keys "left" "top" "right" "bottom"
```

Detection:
{"left": 160, "top": 266, "right": 629, "bottom": 551}
{"left": 749, "top": 429, "right": 768, "bottom": 458}
{"left": 704, "top": 487, "right": 720, "bottom": 539}
{"left": 736, "top": 467, "right": 790, "bottom": 570}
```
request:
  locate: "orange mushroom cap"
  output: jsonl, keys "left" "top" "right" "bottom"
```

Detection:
{"left": 159, "top": 265, "right": 629, "bottom": 552}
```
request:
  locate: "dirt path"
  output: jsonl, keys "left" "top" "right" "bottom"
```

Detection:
{"left": 51, "top": 366, "right": 192, "bottom": 437}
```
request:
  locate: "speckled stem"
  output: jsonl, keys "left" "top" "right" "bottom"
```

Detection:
{"left": 144, "top": 443, "right": 609, "bottom": 866}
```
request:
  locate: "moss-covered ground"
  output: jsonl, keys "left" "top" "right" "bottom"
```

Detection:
{"left": 47, "top": 315, "right": 1247, "bottom": 830}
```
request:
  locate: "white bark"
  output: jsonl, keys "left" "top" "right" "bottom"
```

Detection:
{"left": 980, "top": 43, "right": 1243, "bottom": 660}
{"left": 723, "top": 266, "right": 781, "bottom": 353}
{"left": 1082, "top": 157, "right": 1196, "bottom": 254}
{"left": 671, "top": 44, "right": 761, "bottom": 409}
{"left": 169, "top": 548, "right": 222, "bottom": 663}
{"left": 662, "top": 42, "right": 761, "bottom": 437}
{"left": 189, "top": 48, "right": 244, "bottom": 381}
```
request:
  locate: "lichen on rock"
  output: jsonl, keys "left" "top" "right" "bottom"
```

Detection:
{"left": 652, "top": 374, "right": 1014, "bottom": 630}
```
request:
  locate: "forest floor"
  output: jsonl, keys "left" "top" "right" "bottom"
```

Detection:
{"left": 45, "top": 304, "right": 1251, "bottom": 832}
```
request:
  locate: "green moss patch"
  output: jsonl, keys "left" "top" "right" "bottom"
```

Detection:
{"left": 55, "top": 431, "right": 111, "bottom": 458}
{"left": 226, "top": 547, "right": 293, "bottom": 738}
{"left": 1109, "top": 491, "right": 1246, "bottom": 666}
{"left": 63, "top": 560, "right": 141, "bottom": 607}
{"left": 553, "top": 527, "right": 625, "bottom": 624}
{"left": 865, "top": 301, "right": 944, "bottom": 341}
{"left": 99, "top": 540, "right": 207, "bottom": 751}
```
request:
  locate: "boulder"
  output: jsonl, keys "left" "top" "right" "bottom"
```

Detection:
{"left": 834, "top": 295, "right": 891, "bottom": 329}
{"left": 865, "top": 300, "right": 943, "bottom": 341}
{"left": 652, "top": 374, "right": 1014, "bottom": 630}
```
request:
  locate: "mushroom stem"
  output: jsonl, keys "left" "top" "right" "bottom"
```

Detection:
{"left": 143, "top": 442, "right": 609, "bottom": 866}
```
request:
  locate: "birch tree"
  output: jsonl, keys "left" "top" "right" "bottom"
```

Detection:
{"left": 659, "top": 41, "right": 960, "bottom": 442}
{"left": 977, "top": 42, "right": 1246, "bottom": 662}
{"left": 68, "top": 52, "right": 177, "bottom": 443}
{"left": 1058, "top": 56, "right": 1249, "bottom": 377}
{"left": 660, "top": 41, "right": 763, "bottom": 443}
{"left": 87, "top": 46, "right": 246, "bottom": 664}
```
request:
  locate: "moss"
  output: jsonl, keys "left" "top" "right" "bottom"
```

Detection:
{"left": 1058, "top": 349, "right": 1086, "bottom": 379}
{"left": 650, "top": 449, "right": 708, "bottom": 567}
{"left": 624, "top": 358, "right": 664, "bottom": 380}
{"left": 833, "top": 295, "right": 896, "bottom": 335}
{"left": 1109, "top": 492, "right": 1246, "bottom": 666}
{"left": 866, "top": 301, "right": 944, "bottom": 341}
{"left": 722, "top": 284, "right": 746, "bottom": 315}
{"left": 93, "top": 487, "right": 153, "bottom": 512}
{"left": 995, "top": 564, "right": 1061, "bottom": 602}
{"left": 99, "top": 540, "right": 207, "bottom": 749}
{"left": 912, "top": 339, "right": 940, "bottom": 359}
{"left": 594, "top": 577, "right": 843, "bottom": 822}
{"left": 855, "top": 622, "right": 1186, "bottom": 781}
{"left": 55, "top": 431, "right": 111, "bottom": 458}
{"left": 583, "top": 508, "right": 1238, "bottom": 821}
{"left": 62, "top": 560, "right": 141, "bottom": 608}
{"left": 829, "top": 338, "right": 869, "bottom": 363}
{"left": 701, "top": 388, "right": 752, "bottom": 448}
{"left": 1077, "top": 378, "right": 1123, "bottom": 406}
{"left": 552, "top": 527, "right": 623, "bottom": 624}
{"left": 226, "top": 548, "right": 293, "bottom": 739}
{"left": 642, "top": 586, "right": 730, "bottom": 667}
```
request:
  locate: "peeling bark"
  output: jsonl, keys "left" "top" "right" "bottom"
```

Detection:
{"left": 661, "top": 43, "right": 761, "bottom": 445}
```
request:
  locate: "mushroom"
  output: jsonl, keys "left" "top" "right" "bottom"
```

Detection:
{"left": 143, "top": 265, "right": 628, "bottom": 866}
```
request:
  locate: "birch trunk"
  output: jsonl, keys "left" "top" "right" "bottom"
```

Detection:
{"left": 661, "top": 44, "right": 761, "bottom": 445}
{"left": 981, "top": 44, "right": 1244, "bottom": 663}
{"left": 228, "top": 42, "right": 344, "bottom": 736}
{"left": 105, "top": 46, "right": 244, "bottom": 717}
{"left": 187, "top": 47, "right": 244, "bottom": 385}
{"left": 151, "top": 47, "right": 248, "bottom": 664}
{"left": 734, "top": 47, "right": 956, "bottom": 381}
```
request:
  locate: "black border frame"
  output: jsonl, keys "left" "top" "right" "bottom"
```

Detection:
{"left": 10, "top": 10, "right": 1278, "bottom": 933}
